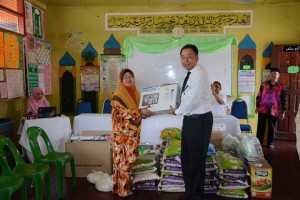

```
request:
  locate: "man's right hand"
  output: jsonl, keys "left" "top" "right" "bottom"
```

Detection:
{"left": 169, "top": 106, "right": 176, "bottom": 115}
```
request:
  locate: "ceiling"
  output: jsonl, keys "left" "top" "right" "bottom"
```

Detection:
{"left": 37, "top": 0, "right": 300, "bottom": 7}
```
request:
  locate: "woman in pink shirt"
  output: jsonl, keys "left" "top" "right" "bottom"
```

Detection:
{"left": 27, "top": 87, "right": 50, "bottom": 117}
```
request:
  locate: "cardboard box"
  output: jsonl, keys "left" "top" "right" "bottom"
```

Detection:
{"left": 210, "top": 131, "right": 223, "bottom": 150}
{"left": 65, "top": 131, "right": 113, "bottom": 177}
{"left": 249, "top": 161, "right": 272, "bottom": 198}
{"left": 139, "top": 84, "right": 180, "bottom": 114}
{"left": 82, "top": 130, "right": 113, "bottom": 136}
{"left": 70, "top": 130, "right": 113, "bottom": 141}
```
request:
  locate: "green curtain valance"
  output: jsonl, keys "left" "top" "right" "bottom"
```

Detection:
{"left": 123, "top": 35, "right": 238, "bottom": 57}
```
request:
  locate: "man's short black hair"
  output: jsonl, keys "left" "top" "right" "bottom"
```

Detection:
{"left": 180, "top": 44, "right": 198, "bottom": 55}
{"left": 213, "top": 81, "right": 222, "bottom": 86}
{"left": 270, "top": 68, "right": 280, "bottom": 72}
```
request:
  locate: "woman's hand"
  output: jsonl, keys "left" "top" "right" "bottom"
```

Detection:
{"left": 140, "top": 107, "right": 153, "bottom": 118}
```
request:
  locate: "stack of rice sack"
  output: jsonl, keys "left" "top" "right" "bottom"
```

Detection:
{"left": 158, "top": 127, "right": 182, "bottom": 175}
{"left": 132, "top": 149, "right": 160, "bottom": 191}
{"left": 204, "top": 144, "right": 219, "bottom": 194}
{"left": 159, "top": 138, "right": 185, "bottom": 192}
{"left": 215, "top": 152, "right": 250, "bottom": 199}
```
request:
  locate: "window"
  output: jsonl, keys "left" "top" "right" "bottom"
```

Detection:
{"left": 0, "top": 0, "right": 24, "bottom": 34}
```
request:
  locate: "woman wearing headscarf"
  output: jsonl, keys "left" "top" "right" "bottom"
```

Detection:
{"left": 111, "top": 68, "right": 152, "bottom": 197}
{"left": 27, "top": 87, "right": 50, "bottom": 117}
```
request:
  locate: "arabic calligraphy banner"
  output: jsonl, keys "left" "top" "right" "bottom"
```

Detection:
{"left": 106, "top": 10, "right": 252, "bottom": 35}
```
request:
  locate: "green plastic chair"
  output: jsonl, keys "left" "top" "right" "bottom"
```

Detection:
{"left": 0, "top": 176, "right": 27, "bottom": 200}
{"left": 0, "top": 136, "right": 51, "bottom": 200}
{"left": 26, "top": 126, "right": 76, "bottom": 198}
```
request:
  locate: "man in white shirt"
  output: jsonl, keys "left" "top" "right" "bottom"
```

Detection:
{"left": 211, "top": 81, "right": 227, "bottom": 116}
{"left": 169, "top": 44, "right": 213, "bottom": 200}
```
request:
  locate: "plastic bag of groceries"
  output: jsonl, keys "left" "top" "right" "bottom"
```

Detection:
{"left": 222, "top": 135, "right": 240, "bottom": 156}
{"left": 95, "top": 173, "right": 113, "bottom": 192}
{"left": 236, "top": 133, "right": 264, "bottom": 162}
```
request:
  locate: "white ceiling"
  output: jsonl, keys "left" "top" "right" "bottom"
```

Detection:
{"left": 37, "top": 0, "right": 300, "bottom": 7}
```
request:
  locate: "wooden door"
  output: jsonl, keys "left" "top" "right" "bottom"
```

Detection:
{"left": 271, "top": 45, "right": 300, "bottom": 141}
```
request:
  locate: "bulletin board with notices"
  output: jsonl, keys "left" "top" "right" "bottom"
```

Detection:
{"left": 25, "top": 36, "right": 52, "bottom": 96}
{"left": 0, "top": 31, "right": 25, "bottom": 99}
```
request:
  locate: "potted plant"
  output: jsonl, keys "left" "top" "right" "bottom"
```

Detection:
{"left": 83, "top": 50, "right": 96, "bottom": 66}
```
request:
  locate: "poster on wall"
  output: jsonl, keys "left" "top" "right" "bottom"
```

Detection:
{"left": 100, "top": 55, "right": 126, "bottom": 94}
{"left": 36, "top": 40, "right": 51, "bottom": 65}
{"left": 32, "top": 6, "right": 44, "bottom": 39}
{"left": 0, "top": 31, "right": 25, "bottom": 99}
{"left": 38, "top": 65, "right": 52, "bottom": 95}
{"left": 80, "top": 65, "right": 100, "bottom": 91}
{"left": 6, "top": 69, "right": 24, "bottom": 98}
{"left": 25, "top": 37, "right": 52, "bottom": 96}
{"left": 4, "top": 33, "right": 21, "bottom": 68}
{"left": 27, "top": 64, "right": 38, "bottom": 95}
{"left": 237, "top": 70, "right": 255, "bottom": 117}
{"left": 238, "top": 70, "right": 255, "bottom": 93}
{"left": 99, "top": 54, "right": 126, "bottom": 110}
{"left": 237, "top": 92, "right": 255, "bottom": 118}
{"left": 25, "top": 1, "right": 33, "bottom": 34}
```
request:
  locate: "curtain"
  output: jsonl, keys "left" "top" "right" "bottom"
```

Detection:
{"left": 123, "top": 35, "right": 238, "bottom": 57}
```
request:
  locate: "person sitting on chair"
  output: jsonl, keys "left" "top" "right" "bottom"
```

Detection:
{"left": 26, "top": 87, "right": 50, "bottom": 118}
{"left": 211, "top": 81, "right": 227, "bottom": 116}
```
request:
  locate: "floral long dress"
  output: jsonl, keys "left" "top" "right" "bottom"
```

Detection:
{"left": 111, "top": 96, "right": 142, "bottom": 197}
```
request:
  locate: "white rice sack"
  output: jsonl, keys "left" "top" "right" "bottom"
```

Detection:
{"left": 132, "top": 157, "right": 156, "bottom": 169}
{"left": 161, "top": 166, "right": 182, "bottom": 174}
{"left": 161, "top": 174, "right": 184, "bottom": 183}
{"left": 133, "top": 172, "right": 160, "bottom": 183}
{"left": 205, "top": 163, "right": 218, "bottom": 172}
{"left": 204, "top": 181, "right": 218, "bottom": 194}
{"left": 133, "top": 184, "right": 158, "bottom": 191}
{"left": 217, "top": 188, "right": 248, "bottom": 199}
{"left": 218, "top": 179, "right": 250, "bottom": 190}
{"left": 158, "top": 180, "right": 185, "bottom": 187}
{"left": 219, "top": 174, "right": 248, "bottom": 182}
{"left": 161, "top": 171, "right": 183, "bottom": 177}
{"left": 216, "top": 152, "right": 249, "bottom": 176}
{"left": 132, "top": 166, "right": 157, "bottom": 175}
{"left": 159, "top": 186, "right": 185, "bottom": 192}
{"left": 86, "top": 171, "right": 104, "bottom": 184}
{"left": 95, "top": 173, "right": 113, "bottom": 192}
{"left": 205, "top": 172, "right": 217, "bottom": 182}
{"left": 161, "top": 158, "right": 181, "bottom": 167}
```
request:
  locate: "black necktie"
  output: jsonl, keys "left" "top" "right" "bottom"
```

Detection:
{"left": 181, "top": 71, "right": 191, "bottom": 94}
